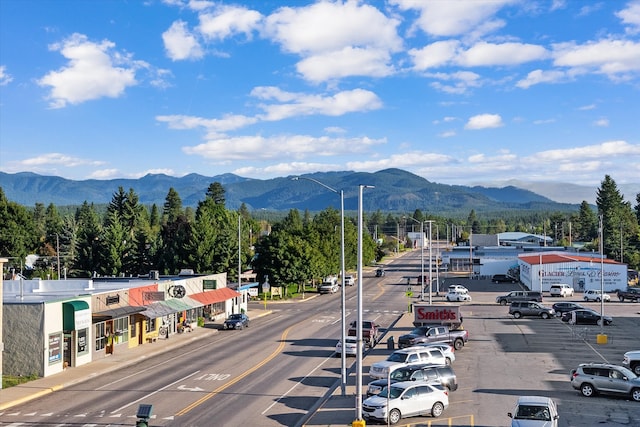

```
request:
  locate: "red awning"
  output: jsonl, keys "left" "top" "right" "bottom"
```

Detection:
{"left": 190, "top": 287, "right": 240, "bottom": 305}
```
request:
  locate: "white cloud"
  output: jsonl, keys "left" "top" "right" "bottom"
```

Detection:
{"left": 162, "top": 20, "right": 204, "bottom": 60}
{"left": 465, "top": 114, "right": 504, "bottom": 129}
{"left": 533, "top": 140, "right": 640, "bottom": 162}
{"left": 183, "top": 134, "right": 386, "bottom": 161}
{"left": 37, "top": 33, "right": 141, "bottom": 108}
{"left": 456, "top": 42, "right": 549, "bottom": 66}
{"left": 235, "top": 161, "right": 339, "bottom": 177}
{"left": 409, "top": 40, "right": 460, "bottom": 70}
{"left": 392, "top": 0, "right": 513, "bottom": 38}
{"left": 516, "top": 69, "right": 568, "bottom": 88}
{"left": 616, "top": 0, "right": 640, "bottom": 33}
{"left": 438, "top": 130, "right": 457, "bottom": 138}
{"left": 0, "top": 65, "right": 13, "bottom": 85}
{"left": 17, "top": 153, "right": 104, "bottom": 167}
{"left": 198, "top": 5, "right": 262, "bottom": 40}
{"left": 262, "top": 1, "right": 402, "bottom": 82}
{"left": 552, "top": 39, "right": 640, "bottom": 80}
{"left": 593, "top": 118, "right": 609, "bottom": 127}
{"left": 156, "top": 113, "right": 258, "bottom": 134}
{"left": 89, "top": 169, "right": 120, "bottom": 179}
{"left": 347, "top": 151, "right": 454, "bottom": 171}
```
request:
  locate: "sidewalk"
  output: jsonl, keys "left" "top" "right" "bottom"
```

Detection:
{"left": 0, "top": 307, "right": 273, "bottom": 411}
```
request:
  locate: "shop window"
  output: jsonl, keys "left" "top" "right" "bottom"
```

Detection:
{"left": 95, "top": 322, "right": 106, "bottom": 351}
{"left": 130, "top": 315, "right": 136, "bottom": 338}
{"left": 146, "top": 317, "right": 156, "bottom": 333}
{"left": 114, "top": 317, "right": 129, "bottom": 344}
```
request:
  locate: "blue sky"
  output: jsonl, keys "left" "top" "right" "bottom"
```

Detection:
{"left": 1, "top": 0, "right": 639, "bottom": 190}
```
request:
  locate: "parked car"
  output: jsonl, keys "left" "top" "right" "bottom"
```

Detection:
{"left": 623, "top": 350, "right": 640, "bottom": 375}
{"left": 223, "top": 313, "right": 250, "bottom": 329}
{"left": 375, "top": 268, "right": 386, "bottom": 277}
{"left": 366, "top": 363, "right": 458, "bottom": 397}
{"left": 414, "top": 342, "right": 456, "bottom": 365}
{"left": 447, "top": 284, "right": 468, "bottom": 293}
{"left": 344, "top": 275, "right": 356, "bottom": 286}
{"left": 616, "top": 287, "right": 640, "bottom": 302}
{"left": 570, "top": 363, "right": 640, "bottom": 401}
{"left": 492, "top": 274, "right": 517, "bottom": 283}
{"left": 362, "top": 381, "right": 449, "bottom": 424}
{"left": 445, "top": 290, "right": 472, "bottom": 302}
{"left": 549, "top": 284, "right": 574, "bottom": 297}
{"left": 552, "top": 301, "right": 586, "bottom": 315}
{"left": 507, "top": 395, "right": 559, "bottom": 427}
{"left": 509, "top": 301, "right": 555, "bottom": 319}
{"left": 335, "top": 337, "right": 359, "bottom": 357}
{"left": 583, "top": 289, "right": 611, "bottom": 302}
{"left": 561, "top": 309, "right": 613, "bottom": 325}
{"left": 368, "top": 347, "right": 446, "bottom": 379}
{"left": 496, "top": 291, "right": 543, "bottom": 305}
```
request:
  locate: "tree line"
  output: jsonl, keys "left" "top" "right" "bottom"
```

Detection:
{"left": 1, "top": 174, "right": 639, "bottom": 287}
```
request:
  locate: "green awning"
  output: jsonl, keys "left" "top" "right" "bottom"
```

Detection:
{"left": 63, "top": 300, "right": 91, "bottom": 331}
{"left": 161, "top": 298, "right": 193, "bottom": 312}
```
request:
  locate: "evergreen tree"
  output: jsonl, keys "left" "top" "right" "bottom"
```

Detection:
{"left": 74, "top": 202, "right": 103, "bottom": 277}
{"left": 206, "top": 182, "right": 226, "bottom": 206}
{"left": 0, "top": 188, "right": 39, "bottom": 274}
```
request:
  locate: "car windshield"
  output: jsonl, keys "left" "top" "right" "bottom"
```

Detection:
{"left": 409, "top": 327, "right": 428, "bottom": 335}
{"left": 387, "top": 353, "right": 409, "bottom": 362}
{"left": 390, "top": 370, "right": 413, "bottom": 381}
{"left": 515, "top": 405, "right": 551, "bottom": 421}
{"left": 229, "top": 314, "right": 242, "bottom": 320}
{"left": 377, "top": 385, "right": 403, "bottom": 399}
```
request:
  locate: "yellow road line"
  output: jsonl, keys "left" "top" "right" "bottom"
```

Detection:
{"left": 175, "top": 326, "right": 291, "bottom": 416}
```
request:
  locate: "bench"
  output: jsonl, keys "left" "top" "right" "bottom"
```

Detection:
{"left": 146, "top": 331, "right": 159, "bottom": 343}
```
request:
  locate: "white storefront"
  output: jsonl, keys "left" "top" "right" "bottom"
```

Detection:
{"left": 518, "top": 252, "right": 627, "bottom": 293}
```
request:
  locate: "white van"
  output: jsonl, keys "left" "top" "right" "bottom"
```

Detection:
{"left": 549, "top": 284, "right": 574, "bottom": 297}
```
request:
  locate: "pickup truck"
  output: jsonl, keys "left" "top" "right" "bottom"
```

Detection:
{"left": 616, "top": 287, "right": 640, "bottom": 302}
{"left": 347, "top": 320, "right": 380, "bottom": 348}
{"left": 397, "top": 324, "right": 468, "bottom": 350}
{"left": 623, "top": 350, "right": 640, "bottom": 375}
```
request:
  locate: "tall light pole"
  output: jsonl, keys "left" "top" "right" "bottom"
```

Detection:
{"left": 238, "top": 214, "right": 242, "bottom": 287}
{"left": 405, "top": 216, "right": 425, "bottom": 301}
{"left": 292, "top": 176, "right": 347, "bottom": 396}
{"left": 356, "top": 184, "right": 374, "bottom": 424}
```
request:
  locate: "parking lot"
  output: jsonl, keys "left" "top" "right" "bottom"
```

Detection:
{"left": 305, "top": 277, "right": 640, "bottom": 427}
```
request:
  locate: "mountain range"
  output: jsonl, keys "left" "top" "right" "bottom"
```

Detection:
{"left": 0, "top": 169, "right": 626, "bottom": 215}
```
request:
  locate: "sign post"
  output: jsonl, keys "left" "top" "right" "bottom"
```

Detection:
{"left": 262, "top": 275, "right": 270, "bottom": 310}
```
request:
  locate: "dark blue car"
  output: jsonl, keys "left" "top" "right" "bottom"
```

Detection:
{"left": 223, "top": 313, "right": 250, "bottom": 329}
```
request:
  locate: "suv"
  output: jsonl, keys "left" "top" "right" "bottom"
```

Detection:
{"left": 344, "top": 275, "right": 356, "bottom": 286}
{"left": 583, "top": 289, "right": 611, "bottom": 302}
{"left": 496, "top": 291, "right": 543, "bottom": 305}
{"left": 623, "top": 350, "right": 640, "bottom": 375}
{"left": 368, "top": 347, "right": 446, "bottom": 380}
{"left": 318, "top": 279, "right": 339, "bottom": 294}
{"left": 362, "top": 381, "right": 449, "bottom": 424}
{"left": 570, "top": 363, "right": 640, "bottom": 401}
{"left": 492, "top": 274, "right": 516, "bottom": 283}
{"left": 507, "top": 395, "right": 559, "bottom": 427}
{"left": 509, "top": 301, "right": 555, "bottom": 319}
{"left": 367, "top": 363, "right": 458, "bottom": 397}
{"left": 549, "top": 284, "right": 574, "bottom": 297}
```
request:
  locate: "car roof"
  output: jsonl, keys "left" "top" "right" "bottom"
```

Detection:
{"left": 516, "top": 395, "right": 554, "bottom": 406}
{"left": 390, "top": 380, "right": 438, "bottom": 390}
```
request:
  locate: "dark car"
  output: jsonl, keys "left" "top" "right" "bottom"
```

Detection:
{"left": 366, "top": 363, "right": 458, "bottom": 397}
{"left": 561, "top": 309, "right": 612, "bottom": 325}
{"left": 376, "top": 268, "right": 385, "bottom": 277}
{"left": 552, "top": 302, "right": 586, "bottom": 315}
{"left": 223, "top": 313, "right": 250, "bottom": 329}
{"left": 492, "top": 274, "right": 517, "bottom": 283}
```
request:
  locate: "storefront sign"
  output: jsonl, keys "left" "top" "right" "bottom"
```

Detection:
{"left": 75, "top": 308, "right": 91, "bottom": 330}
{"left": 48, "top": 333, "right": 62, "bottom": 364}
{"left": 106, "top": 295, "right": 120, "bottom": 305}
{"left": 77, "top": 328, "right": 87, "bottom": 354}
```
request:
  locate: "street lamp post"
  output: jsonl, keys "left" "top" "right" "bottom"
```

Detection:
{"left": 292, "top": 176, "right": 347, "bottom": 396}
{"left": 355, "top": 184, "right": 374, "bottom": 424}
{"left": 405, "top": 217, "right": 425, "bottom": 301}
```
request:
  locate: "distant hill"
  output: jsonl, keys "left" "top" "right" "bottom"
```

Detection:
{"left": 0, "top": 169, "right": 580, "bottom": 215}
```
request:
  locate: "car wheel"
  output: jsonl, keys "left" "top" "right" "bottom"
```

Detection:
{"left": 580, "top": 383, "right": 595, "bottom": 397}
{"left": 541, "top": 312, "right": 550, "bottom": 319}
{"left": 453, "top": 339, "right": 464, "bottom": 351}
{"left": 632, "top": 364, "right": 640, "bottom": 376}
{"left": 388, "top": 408, "right": 401, "bottom": 425}
{"left": 431, "top": 402, "right": 445, "bottom": 418}
{"left": 513, "top": 311, "right": 522, "bottom": 319}
{"left": 499, "top": 300, "right": 507, "bottom": 306}
{"left": 446, "top": 297, "right": 451, "bottom": 301}
{"left": 631, "top": 388, "right": 640, "bottom": 402}
{"left": 597, "top": 319, "right": 603, "bottom": 326}
{"left": 445, "top": 357, "right": 452, "bottom": 365}
{"left": 596, "top": 297, "right": 601, "bottom": 302}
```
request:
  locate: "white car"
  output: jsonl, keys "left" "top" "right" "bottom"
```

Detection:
{"left": 362, "top": 381, "right": 449, "bottom": 424}
{"left": 343, "top": 275, "right": 356, "bottom": 286}
{"left": 446, "top": 290, "right": 472, "bottom": 302}
{"left": 508, "top": 395, "right": 559, "bottom": 427}
{"left": 369, "top": 347, "right": 446, "bottom": 379}
{"left": 335, "top": 337, "right": 358, "bottom": 357}
{"left": 414, "top": 342, "right": 456, "bottom": 364}
{"left": 583, "top": 289, "right": 611, "bottom": 302}
{"left": 447, "top": 284, "right": 468, "bottom": 294}
{"left": 549, "top": 284, "right": 574, "bottom": 297}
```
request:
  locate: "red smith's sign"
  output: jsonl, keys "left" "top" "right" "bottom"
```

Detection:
{"left": 413, "top": 304, "right": 460, "bottom": 325}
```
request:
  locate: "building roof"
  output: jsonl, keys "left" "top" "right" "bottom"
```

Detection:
{"left": 519, "top": 252, "right": 622, "bottom": 266}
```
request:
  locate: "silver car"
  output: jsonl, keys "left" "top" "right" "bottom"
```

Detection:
{"left": 507, "top": 395, "right": 559, "bottom": 427}
{"left": 362, "top": 381, "right": 449, "bottom": 424}
{"left": 570, "top": 363, "right": 640, "bottom": 401}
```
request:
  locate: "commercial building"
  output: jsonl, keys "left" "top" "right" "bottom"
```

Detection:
{"left": 2, "top": 271, "right": 246, "bottom": 378}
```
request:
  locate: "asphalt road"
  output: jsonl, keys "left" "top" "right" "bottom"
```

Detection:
{"left": 1, "top": 250, "right": 639, "bottom": 427}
